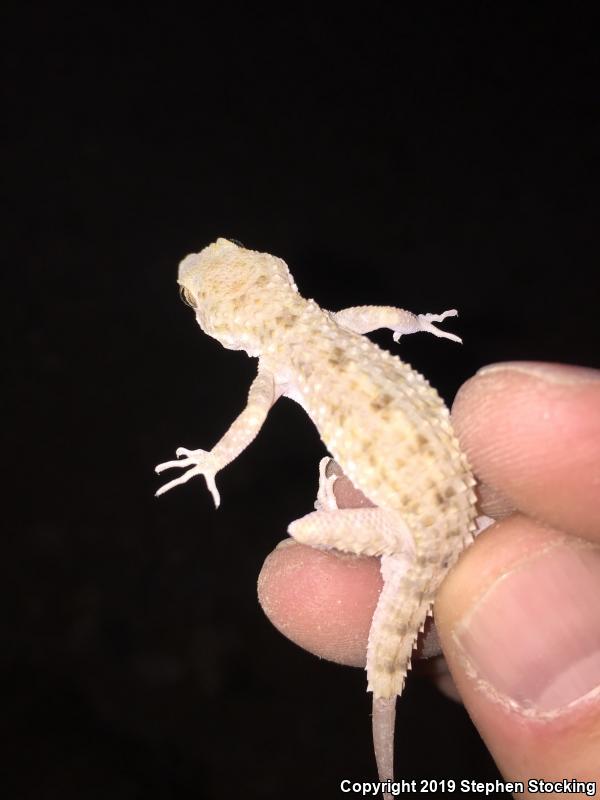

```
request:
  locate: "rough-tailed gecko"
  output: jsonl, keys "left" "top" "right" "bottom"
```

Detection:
{"left": 155, "top": 238, "right": 478, "bottom": 793}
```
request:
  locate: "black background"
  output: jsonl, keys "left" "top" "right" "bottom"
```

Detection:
{"left": 6, "top": 5, "right": 599, "bottom": 799}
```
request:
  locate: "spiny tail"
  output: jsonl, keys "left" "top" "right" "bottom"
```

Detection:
{"left": 367, "top": 554, "right": 440, "bottom": 798}
{"left": 368, "top": 522, "right": 480, "bottom": 794}
{"left": 367, "top": 555, "right": 436, "bottom": 697}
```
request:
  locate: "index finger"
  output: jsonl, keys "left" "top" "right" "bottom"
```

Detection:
{"left": 451, "top": 362, "right": 600, "bottom": 542}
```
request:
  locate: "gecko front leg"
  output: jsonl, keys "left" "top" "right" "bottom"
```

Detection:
{"left": 155, "top": 366, "right": 278, "bottom": 505}
{"left": 331, "top": 305, "right": 462, "bottom": 343}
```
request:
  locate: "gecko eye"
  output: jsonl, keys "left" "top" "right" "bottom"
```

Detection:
{"left": 179, "top": 286, "right": 197, "bottom": 308}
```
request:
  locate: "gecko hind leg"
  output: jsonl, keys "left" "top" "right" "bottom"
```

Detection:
{"left": 288, "top": 506, "right": 416, "bottom": 559}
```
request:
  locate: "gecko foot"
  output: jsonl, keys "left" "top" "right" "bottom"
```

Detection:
{"left": 418, "top": 309, "right": 462, "bottom": 343}
{"left": 314, "top": 457, "right": 339, "bottom": 511}
{"left": 393, "top": 309, "right": 462, "bottom": 344}
{"left": 155, "top": 447, "right": 221, "bottom": 506}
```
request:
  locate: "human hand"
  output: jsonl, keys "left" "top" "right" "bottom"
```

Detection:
{"left": 258, "top": 362, "right": 600, "bottom": 783}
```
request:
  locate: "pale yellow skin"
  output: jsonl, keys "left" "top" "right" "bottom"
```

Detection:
{"left": 156, "top": 238, "right": 478, "bottom": 789}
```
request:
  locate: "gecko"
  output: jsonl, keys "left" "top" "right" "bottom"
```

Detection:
{"left": 155, "top": 238, "right": 478, "bottom": 793}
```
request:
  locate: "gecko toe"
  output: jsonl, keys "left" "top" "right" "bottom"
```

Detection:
{"left": 155, "top": 457, "right": 194, "bottom": 474}
{"left": 155, "top": 466, "right": 202, "bottom": 496}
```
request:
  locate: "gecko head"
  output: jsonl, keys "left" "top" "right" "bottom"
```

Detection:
{"left": 177, "top": 238, "right": 300, "bottom": 352}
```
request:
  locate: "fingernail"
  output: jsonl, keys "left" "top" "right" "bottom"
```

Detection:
{"left": 454, "top": 540, "right": 600, "bottom": 716}
{"left": 477, "top": 361, "right": 600, "bottom": 385}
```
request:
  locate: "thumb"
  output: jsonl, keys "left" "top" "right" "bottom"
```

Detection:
{"left": 435, "top": 514, "right": 600, "bottom": 786}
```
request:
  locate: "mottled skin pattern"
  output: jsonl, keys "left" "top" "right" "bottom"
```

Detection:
{"left": 156, "top": 238, "right": 478, "bottom": 790}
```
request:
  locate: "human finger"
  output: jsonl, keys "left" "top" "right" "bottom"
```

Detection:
{"left": 452, "top": 362, "right": 600, "bottom": 542}
{"left": 435, "top": 514, "right": 600, "bottom": 784}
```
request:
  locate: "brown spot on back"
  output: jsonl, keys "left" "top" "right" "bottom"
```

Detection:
{"left": 370, "top": 392, "right": 393, "bottom": 411}
{"left": 328, "top": 346, "right": 350, "bottom": 367}
{"left": 274, "top": 310, "right": 298, "bottom": 328}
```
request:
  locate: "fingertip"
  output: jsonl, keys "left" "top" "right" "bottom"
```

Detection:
{"left": 257, "top": 540, "right": 382, "bottom": 668}
{"left": 452, "top": 362, "right": 600, "bottom": 541}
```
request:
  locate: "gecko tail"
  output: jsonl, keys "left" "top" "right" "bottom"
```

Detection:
{"left": 372, "top": 695, "right": 396, "bottom": 800}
